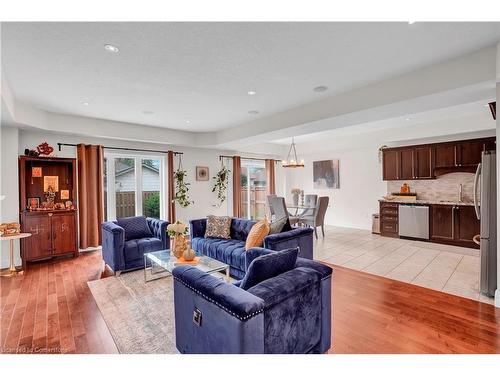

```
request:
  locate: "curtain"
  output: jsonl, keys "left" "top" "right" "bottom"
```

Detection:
{"left": 77, "top": 144, "right": 104, "bottom": 249}
{"left": 265, "top": 159, "right": 276, "bottom": 195}
{"left": 167, "top": 151, "right": 176, "bottom": 223}
{"left": 232, "top": 156, "right": 242, "bottom": 217}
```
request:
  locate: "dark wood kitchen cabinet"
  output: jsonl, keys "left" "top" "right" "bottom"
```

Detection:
{"left": 434, "top": 144, "right": 456, "bottom": 169}
{"left": 455, "top": 206, "right": 480, "bottom": 247}
{"left": 414, "top": 146, "right": 433, "bottom": 179}
{"left": 379, "top": 201, "right": 399, "bottom": 238}
{"left": 382, "top": 150, "right": 399, "bottom": 180}
{"left": 399, "top": 148, "right": 414, "bottom": 180}
{"left": 382, "top": 137, "right": 495, "bottom": 180}
{"left": 430, "top": 205, "right": 454, "bottom": 241}
{"left": 430, "top": 205, "right": 479, "bottom": 249}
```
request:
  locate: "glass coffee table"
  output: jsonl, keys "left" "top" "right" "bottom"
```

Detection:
{"left": 144, "top": 250, "right": 230, "bottom": 283}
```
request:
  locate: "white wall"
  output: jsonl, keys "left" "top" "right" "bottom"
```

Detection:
{"left": 16, "top": 129, "right": 278, "bottom": 227}
{"left": 0, "top": 126, "right": 20, "bottom": 268}
{"left": 286, "top": 145, "right": 386, "bottom": 230}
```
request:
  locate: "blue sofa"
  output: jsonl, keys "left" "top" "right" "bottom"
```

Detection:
{"left": 189, "top": 217, "right": 314, "bottom": 279}
{"left": 173, "top": 247, "right": 332, "bottom": 354}
{"left": 102, "top": 217, "right": 169, "bottom": 274}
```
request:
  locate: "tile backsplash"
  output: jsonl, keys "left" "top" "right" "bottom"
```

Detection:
{"left": 387, "top": 172, "right": 475, "bottom": 202}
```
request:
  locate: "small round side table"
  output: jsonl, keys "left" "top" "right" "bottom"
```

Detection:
{"left": 0, "top": 233, "right": 32, "bottom": 277}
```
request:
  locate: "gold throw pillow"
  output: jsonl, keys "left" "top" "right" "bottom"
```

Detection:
{"left": 245, "top": 218, "right": 270, "bottom": 250}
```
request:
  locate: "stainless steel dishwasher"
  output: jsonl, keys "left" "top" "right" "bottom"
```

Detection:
{"left": 398, "top": 205, "right": 429, "bottom": 239}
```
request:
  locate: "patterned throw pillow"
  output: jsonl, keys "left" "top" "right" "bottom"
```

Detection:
{"left": 268, "top": 216, "right": 288, "bottom": 235}
{"left": 205, "top": 215, "right": 232, "bottom": 239}
{"left": 245, "top": 217, "right": 270, "bottom": 250}
{"left": 117, "top": 216, "right": 153, "bottom": 241}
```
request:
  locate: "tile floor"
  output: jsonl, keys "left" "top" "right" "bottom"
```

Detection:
{"left": 314, "top": 226, "right": 495, "bottom": 305}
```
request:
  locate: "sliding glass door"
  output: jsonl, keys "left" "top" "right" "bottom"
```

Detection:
{"left": 104, "top": 153, "right": 165, "bottom": 221}
{"left": 241, "top": 160, "right": 267, "bottom": 220}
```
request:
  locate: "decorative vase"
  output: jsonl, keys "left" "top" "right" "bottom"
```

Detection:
{"left": 171, "top": 235, "right": 187, "bottom": 258}
{"left": 292, "top": 193, "right": 299, "bottom": 206}
{"left": 183, "top": 248, "right": 196, "bottom": 261}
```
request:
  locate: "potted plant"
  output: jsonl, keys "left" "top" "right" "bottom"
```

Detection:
{"left": 212, "top": 165, "right": 230, "bottom": 206}
{"left": 167, "top": 221, "right": 189, "bottom": 258}
{"left": 173, "top": 168, "right": 193, "bottom": 208}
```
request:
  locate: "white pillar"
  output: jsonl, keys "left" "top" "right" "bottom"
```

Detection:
{"left": 496, "top": 42, "right": 500, "bottom": 308}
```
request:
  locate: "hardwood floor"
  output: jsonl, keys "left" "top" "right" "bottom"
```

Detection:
{"left": 1, "top": 252, "right": 117, "bottom": 354}
{"left": 1, "top": 250, "right": 499, "bottom": 354}
{"left": 328, "top": 265, "right": 500, "bottom": 354}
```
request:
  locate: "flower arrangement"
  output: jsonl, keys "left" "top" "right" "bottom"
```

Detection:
{"left": 291, "top": 188, "right": 301, "bottom": 195}
{"left": 167, "top": 221, "right": 189, "bottom": 258}
{"left": 173, "top": 168, "right": 193, "bottom": 208}
{"left": 212, "top": 165, "right": 230, "bottom": 206}
{"left": 167, "top": 221, "right": 189, "bottom": 237}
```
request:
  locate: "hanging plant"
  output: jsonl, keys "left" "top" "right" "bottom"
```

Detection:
{"left": 212, "top": 164, "right": 230, "bottom": 205}
{"left": 172, "top": 156, "right": 193, "bottom": 208}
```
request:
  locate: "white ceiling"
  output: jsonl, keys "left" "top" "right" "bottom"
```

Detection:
{"left": 2, "top": 22, "right": 500, "bottom": 133}
{"left": 271, "top": 100, "right": 496, "bottom": 146}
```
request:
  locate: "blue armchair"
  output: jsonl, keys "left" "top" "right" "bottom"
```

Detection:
{"left": 172, "top": 247, "right": 332, "bottom": 354}
{"left": 102, "top": 216, "right": 169, "bottom": 274}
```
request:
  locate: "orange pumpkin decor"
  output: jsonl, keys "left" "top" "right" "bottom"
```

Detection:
{"left": 400, "top": 183, "right": 410, "bottom": 194}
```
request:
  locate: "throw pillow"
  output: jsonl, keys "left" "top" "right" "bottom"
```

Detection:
{"left": 117, "top": 216, "right": 152, "bottom": 241}
{"left": 268, "top": 216, "right": 288, "bottom": 235}
{"left": 205, "top": 215, "right": 232, "bottom": 239}
{"left": 239, "top": 247, "right": 299, "bottom": 290}
{"left": 245, "top": 217, "right": 270, "bottom": 250}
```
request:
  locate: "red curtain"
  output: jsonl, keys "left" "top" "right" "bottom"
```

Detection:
{"left": 232, "top": 156, "right": 242, "bottom": 217}
{"left": 77, "top": 144, "right": 104, "bottom": 248}
{"left": 265, "top": 159, "right": 276, "bottom": 195}
{"left": 167, "top": 151, "right": 176, "bottom": 223}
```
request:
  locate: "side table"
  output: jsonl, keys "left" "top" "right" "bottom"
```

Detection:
{"left": 0, "top": 233, "right": 32, "bottom": 276}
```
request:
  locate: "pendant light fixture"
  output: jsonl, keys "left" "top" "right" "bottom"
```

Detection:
{"left": 282, "top": 137, "right": 305, "bottom": 168}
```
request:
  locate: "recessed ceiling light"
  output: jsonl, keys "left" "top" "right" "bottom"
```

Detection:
{"left": 406, "top": 117, "right": 411, "bottom": 121}
{"left": 248, "top": 110, "right": 259, "bottom": 115}
{"left": 185, "top": 120, "right": 191, "bottom": 124}
{"left": 247, "top": 90, "right": 256, "bottom": 96}
{"left": 82, "top": 102, "right": 89, "bottom": 106}
{"left": 313, "top": 86, "right": 328, "bottom": 93}
{"left": 104, "top": 44, "right": 119, "bottom": 53}
{"left": 142, "top": 110, "right": 154, "bottom": 115}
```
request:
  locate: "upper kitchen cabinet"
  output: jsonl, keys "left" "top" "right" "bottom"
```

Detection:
{"left": 399, "top": 148, "right": 414, "bottom": 180}
{"left": 382, "top": 137, "right": 495, "bottom": 181}
{"left": 434, "top": 144, "right": 456, "bottom": 169}
{"left": 382, "top": 149, "right": 399, "bottom": 180}
{"left": 414, "top": 146, "right": 433, "bottom": 179}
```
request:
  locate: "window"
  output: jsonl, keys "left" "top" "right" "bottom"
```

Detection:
{"left": 241, "top": 160, "right": 267, "bottom": 220}
{"left": 104, "top": 153, "right": 165, "bottom": 220}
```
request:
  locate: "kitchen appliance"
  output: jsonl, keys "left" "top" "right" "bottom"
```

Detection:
{"left": 474, "top": 150, "right": 497, "bottom": 297}
{"left": 398, "top": 205, "right": 430, "bottom": 240}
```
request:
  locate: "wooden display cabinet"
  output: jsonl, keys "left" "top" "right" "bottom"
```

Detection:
{"left": 18, "top": 156, "right": 78, "bottom": 269}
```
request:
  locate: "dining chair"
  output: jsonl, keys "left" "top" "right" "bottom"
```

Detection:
{"left": 267, "top": 194, "right": 277, "bottom": 220}
{"left": 270, "top": 196, "right": 299, "bottom": 226}
{"left": 299, "top": 194, "right": 318, "bottom": 217}
{"left": 299, "top": 196, "right": 329, "bottom": 239}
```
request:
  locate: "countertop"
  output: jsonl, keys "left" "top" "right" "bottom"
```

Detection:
{"left": 379, "top": 198, "right": 475, "bottom": 206}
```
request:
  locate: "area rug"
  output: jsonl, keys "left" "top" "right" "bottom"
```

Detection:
{"left": 87, "top": 271, "right": 177, "bottom": 354}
